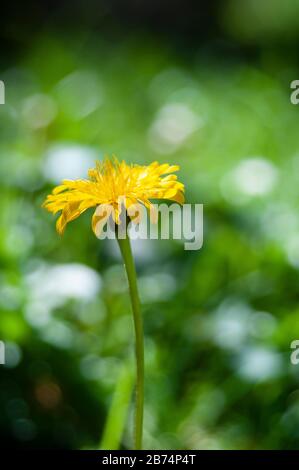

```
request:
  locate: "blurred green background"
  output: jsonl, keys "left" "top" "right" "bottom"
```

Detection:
{"left": 1, "top": 0, "right": 299, "bottom": 450}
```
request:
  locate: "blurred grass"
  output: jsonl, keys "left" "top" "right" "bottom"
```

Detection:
{"left": 100, "top": 359, "right": 134, "bottom": 450}
{"left": 1, "top": 25, "right": 299, "bottom": 450}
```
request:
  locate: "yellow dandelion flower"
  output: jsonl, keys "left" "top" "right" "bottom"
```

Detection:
{"left": 42, "top": 156, "right": 185, "bottom": 450}
{"left": 42, "top": 157, "right": 185, "bottom": 236}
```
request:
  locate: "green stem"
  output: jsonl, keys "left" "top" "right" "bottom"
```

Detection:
{"left": 116, "top": 231, "right": 144, "bottom": 450}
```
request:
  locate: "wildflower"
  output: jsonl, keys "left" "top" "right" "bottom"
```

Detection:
{"left": 42, "top": 157, "right": 185, "bottom": 236}
{"left": 42, "top": 156, "right": 185, "bottom": 450}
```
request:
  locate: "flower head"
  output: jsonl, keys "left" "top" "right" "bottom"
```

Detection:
{"left": 43, "top": 157, "right": 185, "bottom": 236}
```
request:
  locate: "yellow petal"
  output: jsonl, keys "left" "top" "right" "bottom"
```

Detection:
{"left": 42, "top": 157, "right": 185, "bottom": 237}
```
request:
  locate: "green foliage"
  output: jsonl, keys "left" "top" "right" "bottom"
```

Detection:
{"left": 1, "top": 31, "right": 299, "bottom": 449}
